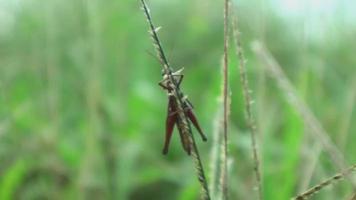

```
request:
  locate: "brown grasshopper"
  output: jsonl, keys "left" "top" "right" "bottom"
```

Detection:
{"left": 141, "top": 0, "right": 207, "bottom": 155}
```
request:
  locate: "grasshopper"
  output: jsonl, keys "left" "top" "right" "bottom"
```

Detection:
{"left": 141, "top": 0, "right": 207, "bottom": 155}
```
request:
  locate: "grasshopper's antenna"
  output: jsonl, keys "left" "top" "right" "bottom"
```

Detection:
{"left": 140, "top": 0, "right": 171, "bottom": 74}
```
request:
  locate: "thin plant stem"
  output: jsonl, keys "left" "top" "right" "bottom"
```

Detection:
{"left": 231, "top": 5, "right": 262, "bottom": 200}
{"left": 221, "top": 0, "right": 230, "bottom": 199}
{"left": 188, "top": 123, "right": 211, "bottom": 200}
{"left": 293, "top": 164, "right": 356, "bottom": 200}
{"left": 210, "top": 104, "right": 223, "bottom": 199}
{"left": 44, "top": 1, "right": 59, "bottom": 140}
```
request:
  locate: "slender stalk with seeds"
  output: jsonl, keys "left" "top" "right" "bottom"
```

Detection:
{"left": 293, "top": 164, "right": 356, "bottom": 200}
{"left": 231, "top": 5, "right": 262, "bottom": 200}
{"left": 140, "top": 1, "right": 210, "bottom": 199}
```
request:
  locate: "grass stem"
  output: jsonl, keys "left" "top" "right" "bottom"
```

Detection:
{"left": 221, "top": 0, "right": 230, "bottom": 199}
{"left": 231, "top": 6, "right": 263, "bottom": 200}
{"left": 293, "top": 164, "right": 356, "bottom": 200}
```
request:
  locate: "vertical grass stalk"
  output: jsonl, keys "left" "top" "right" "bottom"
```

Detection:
{"left": 79, "top": 0, "right": 107, "bottom": 198}
{"left": 210, "top": 105, "right": 223, "bottom": 199}
{"left": 220, "top": 0, "right": 230, "bottom": 199}
{"left": 231, "top": 5, "right": 263, "bottom": 200}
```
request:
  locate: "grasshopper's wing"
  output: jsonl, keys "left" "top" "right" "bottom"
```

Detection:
{"left": 162, "top": 96, "right": 177, "bottom": 155}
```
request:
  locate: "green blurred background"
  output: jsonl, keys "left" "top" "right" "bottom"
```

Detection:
{"left": 0, "top": 0, "right": 355, "bottom": 199}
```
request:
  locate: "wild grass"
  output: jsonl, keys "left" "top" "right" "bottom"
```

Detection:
{"left": 293, "top": 164, "right": 356, "bottom": 200}
{"left": 252, "top": 41, "right": 356, "bottom": 188}
{"left": 220, "top": 0, "right": 230, "bottom": 199}
{"left": 0, "top": 0, "right": 355, "bottom": 199}
{"left": 231, "top": 4, "right": 262, "bottom": 200}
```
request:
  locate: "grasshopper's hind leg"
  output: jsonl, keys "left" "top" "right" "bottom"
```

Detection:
{"left": 184, "top": 99, "right": 207, "bottom": 141}
{"left": 162, "top": 97, "right": 177, "bottom": 155}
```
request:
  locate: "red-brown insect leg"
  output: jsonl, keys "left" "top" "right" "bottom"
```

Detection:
{"left": 187, "top": 109, "right": 207, "bottom": 141}
{"left": 162, "top": 97, "right": 177, "bottom": 155}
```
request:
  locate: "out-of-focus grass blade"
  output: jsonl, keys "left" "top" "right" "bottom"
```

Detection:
{"left": 0, "top": 159, "right": 28, "bottom": 200}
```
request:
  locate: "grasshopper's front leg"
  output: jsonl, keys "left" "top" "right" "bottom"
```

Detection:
{"left": 158, "top": 74, "right": 184, "bottom": 90}
{"left": 174, "top": 74, "right": 184, "bottom": 86}
{"left": 172, "top": 68, "right": 184, "bottom": 86}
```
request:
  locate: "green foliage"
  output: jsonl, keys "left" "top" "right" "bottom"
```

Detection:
{"left": 0, "top": 159, "right": 28, "bottom": 200}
